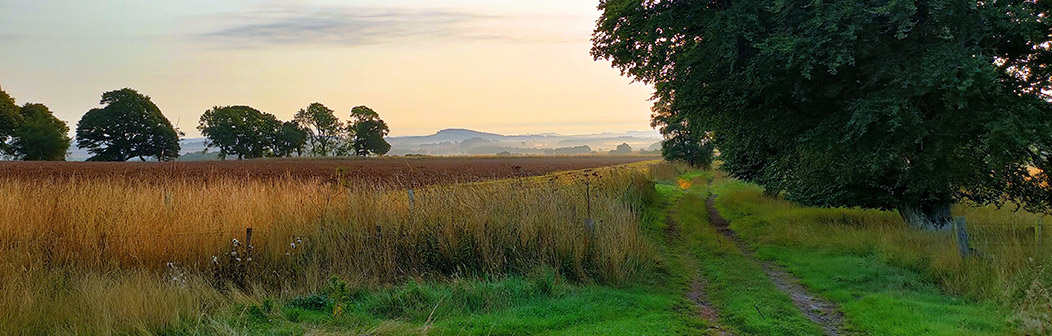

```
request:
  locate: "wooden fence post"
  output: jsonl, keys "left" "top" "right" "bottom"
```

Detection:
{"left": 408, "top": 189, "right": 414, "bottom": 209}
{"left": 584, "top": 179, "right": 595, "bottom": 234}
{"left": 952, "top": 216, "right": 970, "bottom": 257}
{"left": 1037, "top": 219, "right": 1043, "bottom": 246}
{"left": 245, "top": 227, "right": 253, "bottom": 252}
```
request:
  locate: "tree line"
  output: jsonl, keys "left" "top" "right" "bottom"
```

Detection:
{"left": 0, "top": 86, "right": 390, "bottom": 161}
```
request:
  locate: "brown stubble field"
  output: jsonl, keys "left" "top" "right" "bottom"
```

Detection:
{"left": 0, "top": 155, "right": 657, "bottom": 187}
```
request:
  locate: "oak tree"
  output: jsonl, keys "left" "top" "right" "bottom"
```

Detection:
{"left": 76, "top": 88, "right": 181, "bottom": 161}
{"left": 294, "top": 103, "right": 342, "bottom": 156}
{"left": 347, "top": 106, "right": 390, "bottom": 157}
{"left": 593, "top": 0, "right": 1052, "bottom": 230}
{"left": 10, "top": 103, "right": 70, "bottom": 161}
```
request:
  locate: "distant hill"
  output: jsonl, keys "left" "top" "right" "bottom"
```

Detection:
{"left": 387, "top": 128, "right": 662, "bottom": 156}
{"left": 61, "top": 128, "right": 663, "bottom": 161}
{"left": 388, "top": 129, "right": 506, "bottom": 145}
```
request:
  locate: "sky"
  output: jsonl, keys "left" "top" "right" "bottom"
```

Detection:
{"left": 0, "top": 0, "right": 655, "bottom": 138}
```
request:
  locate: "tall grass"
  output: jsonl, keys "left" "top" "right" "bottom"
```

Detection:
{"left": 0, "top": 162, "right": 661, "bottom": 334}
{"left": 711, "top": 174, "right": 1052, "bottom": 332}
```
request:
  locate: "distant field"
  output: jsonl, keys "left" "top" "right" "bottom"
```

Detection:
{"left": 0, "top": 155, "right": 656, "bottom": 187}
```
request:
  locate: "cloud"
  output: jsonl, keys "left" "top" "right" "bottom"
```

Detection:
{"left": 196, "top": 5, "right": 584, "bottom": 48}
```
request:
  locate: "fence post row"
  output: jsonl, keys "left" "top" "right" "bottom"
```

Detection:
{"left": 952, "top": 216, "right": 970, "bottom": 257}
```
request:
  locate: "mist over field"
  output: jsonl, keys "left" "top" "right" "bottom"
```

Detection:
{"left": 63, "top": 128, "right": 663, "bottom": 161}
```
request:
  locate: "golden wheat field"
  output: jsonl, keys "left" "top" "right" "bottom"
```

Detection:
{"left": 0, "top": 159, "right": 662, "bottom": 334}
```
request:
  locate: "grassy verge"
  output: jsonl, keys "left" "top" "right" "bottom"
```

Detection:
{"left": 161, "top": 271, "right": 696, "bottom": 335}
{"left": 709, "top": 176, "right": 1025, "bottom": 335}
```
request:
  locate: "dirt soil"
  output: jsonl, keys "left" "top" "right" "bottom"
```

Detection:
{"left": 0, "top": 156, "right": 655, "bottom": 187}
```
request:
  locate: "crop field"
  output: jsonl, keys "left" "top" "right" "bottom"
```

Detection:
{"left": 0, "top": 157, "right": 665, "bottom": 334}
{"left": 2, "top": 158, "right": 1048, "bottom": 335}
{"left": 0, "top": 155, "right": 656, "bottom": 187}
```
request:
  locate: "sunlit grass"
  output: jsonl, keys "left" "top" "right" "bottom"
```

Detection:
{"left": 0, "top": 161, "right": 663, "bottom": 334}
{"left": 710, "top": 173, "right": 1051, "bottom": 333}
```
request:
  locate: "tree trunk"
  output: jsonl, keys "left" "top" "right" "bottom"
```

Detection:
{"left": 898, "top": 202, "right": 953, "bottom": 231}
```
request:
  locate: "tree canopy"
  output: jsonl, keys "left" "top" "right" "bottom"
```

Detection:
{"left": 10, "top": 103, "right": 70, "bottom": 161}
{"left": 198, "top": 105, "right": 283, "bottom": 160}
{"left": 653, "top": 103, "right": 713, "bottom": 168}
{"left": 0, "top": 86, "right": 22, "bottom": 157}
{"left": 347, "top": 106, "right": 390, "bottom": 157}
{"left": 273, "top": 121, "right": 308, "bottom": 157}
{"left": 76, "top": 88, "right": 181, "bottom": 161}
{"left": 593, "top": 0, "right": 1052, "bottom": 230}
{"left": 294, "top": 103, "right": 342, "bottom": 157}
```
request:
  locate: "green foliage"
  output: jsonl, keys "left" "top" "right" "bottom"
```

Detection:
{"left": 10, "top": 103, "right": 70, "bottom": 161}
{"left": 593, "top": 0, "right": 1052, "bottom": 230}
{"left": 76, "top": 88, "right": 181, "bottom": 161}
{"left": 346, "top": 105, "right": 390, "bottom": 157}
{"left": 654, "top": 104, "right": 713, "bottom": 168}
{"left": 0, "top": 86, "right": 21, "bottom": 157}
{"left": 293, "top": 103, "right": 342, "bottom": 156}
{"left": 198, "top": 105, "right": 282, "bottom": 160}
{"left": 273, "top": 121, "right": 308, "bottom": 157}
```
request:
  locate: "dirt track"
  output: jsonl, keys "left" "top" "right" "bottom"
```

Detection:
{"left": 706, "top": 194, "right": 848, "bottom": 336}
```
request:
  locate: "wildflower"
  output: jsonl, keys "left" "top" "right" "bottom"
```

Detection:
{"left": 212, "top": 256, "right": 219, "bottom": 264}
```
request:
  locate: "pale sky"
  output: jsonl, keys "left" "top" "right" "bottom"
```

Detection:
{"left": 0, "top": 0, "right": 654, "bottom": 137}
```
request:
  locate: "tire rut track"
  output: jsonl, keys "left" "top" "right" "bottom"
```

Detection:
{"left": 705, "top": 194, "right": 848, "bottom": 336}
{"left": 665, "top": 203, "right": 735, "bottom": 335}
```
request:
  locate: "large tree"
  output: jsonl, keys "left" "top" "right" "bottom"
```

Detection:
{"left": 273, "top": 121, "right": 308, "bottom": 157}
{"left": 593, "top": 0, "right": 1052, "bottom": 231}
{"left": 346, "top": 105, "right": 390, "bottom": 157}
{"left": 76, "top": 88, "right": 181, "bottom": 161}
{"left": 653, "top": 99, "right": 713, "bottom": 168}
{"left": 10, "top": 103, "right": 70, "bottom": 161}
{"left": 0, "top": 86, "right": 21, "bottom": 157}
{"left": 198, "top": 105, "right": 282, "bottom": 160}
{"left": 294, "top": 103, "right": 342, "bottom": 156}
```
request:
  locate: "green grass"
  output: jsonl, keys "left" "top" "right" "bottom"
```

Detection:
{"left": 666, "top": 186, "right": 825, "bottom": 335}
{"left": 706, "top": 176, "right": 1020, "bottom": 335}
{"left": 161, "top": 273, "right": 700, "bottom": 335}
{"left": 754, "top": 246, "right": 1012, "bottom": 336}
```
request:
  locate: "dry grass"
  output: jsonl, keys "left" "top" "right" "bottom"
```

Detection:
{"left": 0, "top": 160, "right": 662, "bottom": 334}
